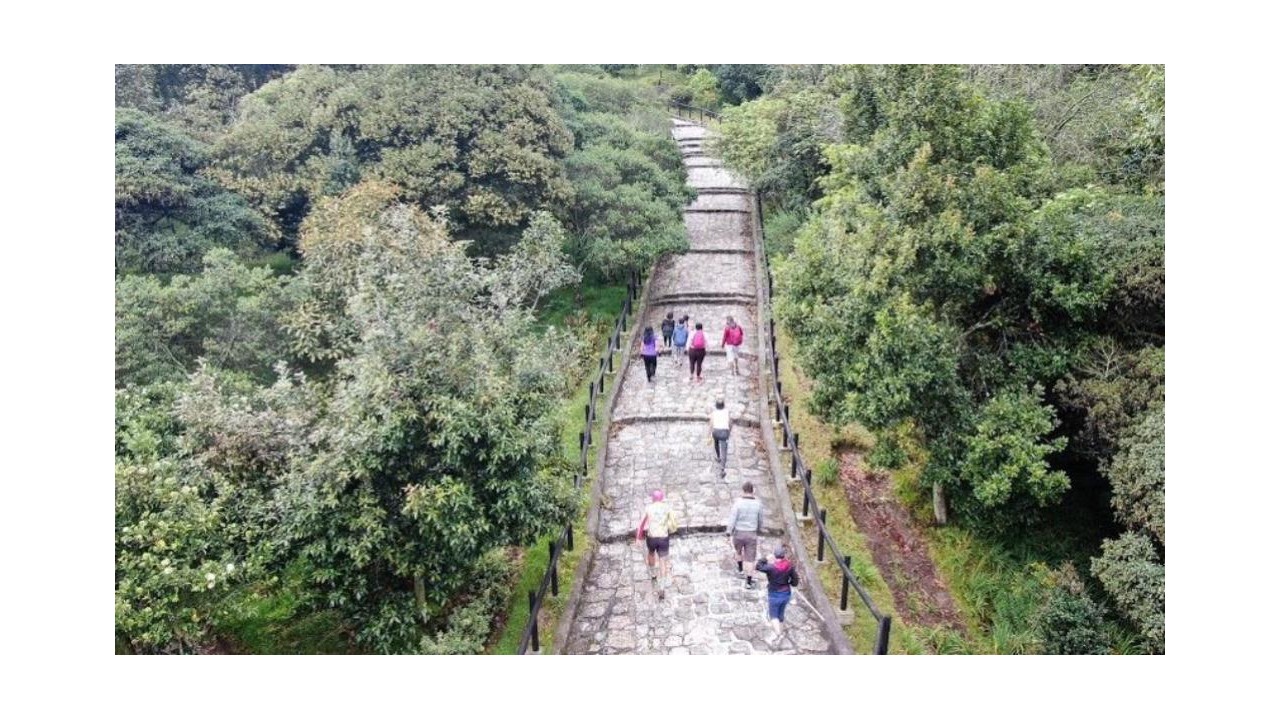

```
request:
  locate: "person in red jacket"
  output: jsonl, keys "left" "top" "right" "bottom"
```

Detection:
{"left": 756, "top": 546, "right": 800, "bottom": 643}
{"left": 722, "top": 316, "right": 744, "bottom": 375}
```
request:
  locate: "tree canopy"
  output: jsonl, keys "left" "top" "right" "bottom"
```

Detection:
{"left": 720, "top": 64, "right": 1164, "bottom": 651}
{"left": 114, "top": 64, "right": 685, "bottom": 653}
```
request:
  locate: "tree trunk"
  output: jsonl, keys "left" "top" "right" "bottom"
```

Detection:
{"left": 932, "top": 483, "right": 948, "bottom": 525}
{"left": 413, "top": 574, "right": 427, "bottom": 623}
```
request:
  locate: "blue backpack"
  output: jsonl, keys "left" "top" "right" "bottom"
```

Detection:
{"left": 672, "top": 323, "right": 689, "bottom": 345}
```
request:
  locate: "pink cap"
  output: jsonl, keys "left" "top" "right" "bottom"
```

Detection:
{"left": 652, "top": 490, "right": 664, "bottom": 501}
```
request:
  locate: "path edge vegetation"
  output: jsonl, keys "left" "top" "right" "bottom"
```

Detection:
{"left": 489, "top": 272, "right": 649, "bottom": 654}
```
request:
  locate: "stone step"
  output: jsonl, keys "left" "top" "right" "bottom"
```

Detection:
{"left": 565, "top": 536, "right": 836, "bottom": 655}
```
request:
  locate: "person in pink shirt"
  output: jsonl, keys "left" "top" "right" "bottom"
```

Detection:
{"left": 687, "top": 321, "right": 708, "bottom": 383}
{"left": 722, "top": 315, "right": 745, "bottom": 376}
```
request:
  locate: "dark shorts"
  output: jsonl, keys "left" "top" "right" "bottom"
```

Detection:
{"left": 645, "top": 535, "right": 670, "bottom": 557}
{"left": 768, "top": 590, "right": 791, "bottom": 621}
{"left": 732, "top": 531, "right": 757, "bottom": 560}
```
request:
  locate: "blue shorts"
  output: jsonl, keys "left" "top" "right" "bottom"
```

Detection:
{"left": 768, "top": 590, "right": 791, "bottom": 622}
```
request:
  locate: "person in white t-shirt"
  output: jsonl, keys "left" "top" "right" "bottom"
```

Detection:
{"left": 709, "top": 398, "right": 732, "bottom": 478}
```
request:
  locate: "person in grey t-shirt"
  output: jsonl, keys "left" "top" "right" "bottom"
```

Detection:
{"left": 725, "top": 481, "right": 764, "bottom": 589}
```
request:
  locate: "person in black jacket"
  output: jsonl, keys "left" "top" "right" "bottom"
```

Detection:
{"left": 756, "top": 546, "right": 799, "bottom": 643}
{"left": 661, "top": 312, "right": 676, "bottom": 351}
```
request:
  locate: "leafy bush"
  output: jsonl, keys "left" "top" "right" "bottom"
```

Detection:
{"left": 1033, "top": 564, "right": 1110, "bottom": 654}
{"left": 420, "top": 551, "right": 513, "bottom": 654}
{"left": 762, "top": 207, "right": 806, "bottom": 259}
{"left": 1108, "top": 407, "right": 1165, "bottom": 545}
{"left": 1091, "top": 532, "right": 1164, "bottom": 653}
{"left": 955, "top": 386, "right": 1070, "bottom": 525}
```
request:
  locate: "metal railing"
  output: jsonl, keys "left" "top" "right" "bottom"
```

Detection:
{"left": 517, "top": 267, "right": 645, "bottom": 655}
{"left": 668, "top": 101, "right": 721, "bottom": 124}
{"left": 755, "top": 190, "right": 893, "bottom": 654}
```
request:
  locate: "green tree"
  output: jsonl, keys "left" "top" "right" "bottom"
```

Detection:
{"left": 210, "top": 65, "right": 574, "bottom": 251}
{"left": 552, "top": 72, "right": 692, "bottom": 276}
{"left": 957, "top": 387, "right": 1069, "bottom": 521}
{"left": 711, "top": 64, "right": 773, "bottom": 105}
{"left": 115, "top": 367, "right": 308, "bottom": 652}
{"left": 687, "top": 68, "right": 721, "bottom": 109}
{"left": 274, "top": 184, "right": 582, "bottom": 650}
{"left": 115, "top": 109, "right": 275, "bottom": 275}
{"left": 115, "top": 248, "right": 299, "bottom": 387}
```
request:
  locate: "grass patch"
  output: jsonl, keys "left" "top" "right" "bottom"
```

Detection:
{"left": 536, "top": 275, "right": 629, "bottom": 329}
{"left": 915, "top": 468, "right": 1125, "bottom": 654}
{"left": 212, "top": 560, "right": 353, "bottom": 654}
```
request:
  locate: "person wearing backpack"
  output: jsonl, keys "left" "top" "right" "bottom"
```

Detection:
{"left": 635, "top": 490, "right": 679, "bottom": 600}
{"left": 688, "top": 321, "right": 708, "bottom": 383}
{"left": 725, "top": 481, "right": 764, "bottom": 589}
{"left": 722, "top": 315, "right": 745, "bottom": 376}
{"left": 640, "top": 326, "right": 659, "bottom": 383}
{"left": 660, "top": 312, "right": 676, "bottom": 353}
{"left": 671, "top": 315, "right": 690, "bottom": 365}
{"left": 756, "top": 546, "right": 800, "bottom": 643}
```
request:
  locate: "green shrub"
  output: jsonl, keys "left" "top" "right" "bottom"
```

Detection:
{"left": 421, "top": 550, "right": 514, "bottom": 655}
{"left": 869, "top": 432, "right": 909, "bottom": 470}
{"left": 813, "top": 457, "right": 840, "bottom": 487}
{"left": 1092, "top": 532, "right": 1164, "bottom": 653}
{"left": 763, "top": 208, "right": 806, "bottom": 259}
{"left": 1033, "top": 564, "right": 1110, "bottom": 654}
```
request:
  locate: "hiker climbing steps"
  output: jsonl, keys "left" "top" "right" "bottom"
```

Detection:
{"left": 558, "top": 118, "right": 840, "bottom": 654}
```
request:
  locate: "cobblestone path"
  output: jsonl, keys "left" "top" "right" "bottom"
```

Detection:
{"left": 561, "top": 119, "right": 838, "bottom": 655}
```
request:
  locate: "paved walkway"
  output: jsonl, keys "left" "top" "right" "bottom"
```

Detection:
{"left": 560, "top": 120, "right": 838, "bottom": 655}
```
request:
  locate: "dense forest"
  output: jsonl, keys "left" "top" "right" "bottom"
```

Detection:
{"left": 715, "top": 64, "right": 1164, "bottom": 653}
{"left": 114, "top": 64, "right": 693, "bottom": 653}
{"left": 115, "top": 64, "right": 1163, "bottom": 654}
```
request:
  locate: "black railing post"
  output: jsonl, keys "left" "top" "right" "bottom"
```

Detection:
{"left": 802, "top": 484, "right": 811, "bottom": 518}
{"left": 876, "top": 616, "right": 892, "bottom": 655}
{"left": 607, "top": 344, "right": 614, "bottom": 373}
{"left": 599, "top": 367, "right": 605, "bottom": 393}
{"left": 549, "top": 540, "right": 559, "bottom": 597}
{"left": 579, "top": 431, "right": 585, "bottom": 456}
{"left": 774, "top": 397, "right": 782, "bottom": 423}
{"left": 566, "top": 523, "right": 574, "bottom": 552}
{"left": 790, "top": 448, "right": 797, "bottom": 478}
{"left": 817, "top": 510, "right": 827, "bottom": 562}
{"left": 840, "top": 556, "right": 851, "bottom": 611}
{"left": 584, "top": 405, "right": 591, "bottom": 446}
{"left": 528, "top": 591, "right": 539, "bottom": 653}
